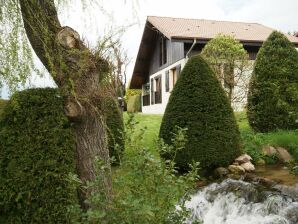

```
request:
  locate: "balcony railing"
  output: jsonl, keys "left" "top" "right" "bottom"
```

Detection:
{"left": 142, "top": 95, "right": 150, "bottom": 106}
{"left": 154, "top": 91, "right": 162, "bottom": 104}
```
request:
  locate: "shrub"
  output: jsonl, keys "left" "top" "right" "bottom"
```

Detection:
{"left": 127, "top": 94, "right": 141, "bottom": 112}
{"left": 0, "top": 99, "right": 7, "bottom": 114}
{"left": 0, "top": 88, "right": 76, "bottom": 223}
{"left": 103, "top": 97, "right": 125, "bottom": 164}
{"left": 69, "top": 114, "right": 200, "bottom": 224}
{"left": 247, "top": 31, "right": 298, "bottom": 132}
{"left": 159, "top": 55, "right": 242, "bottom": 171}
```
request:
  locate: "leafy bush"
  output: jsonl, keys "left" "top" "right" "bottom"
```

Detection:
{"left": 69, "top": 114, "right": 200, "bottom": 224}
{"left": 159, "top": 55, "right": 242, "bottom": 171}
{"left": 0, "top": 99, "right": 7, "bottom": 114}
{"left": 127, "top": 94, "right": 141, "bottom": 112}
{"left": 103, "top": 97, "right": 125, "bottom": 164}
{"left": 247, "top": 31, "right": 298, "bottom": 132}
{"left": 0, "top": 88, "right": 76, "bottom": 223}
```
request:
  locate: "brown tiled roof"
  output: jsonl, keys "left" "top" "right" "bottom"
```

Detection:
{"left": 148, "top": 16, "right": 298, "bottom": 44}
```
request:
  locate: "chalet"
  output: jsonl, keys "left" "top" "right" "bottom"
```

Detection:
{"left": 130, "top": 16, "right": 298, "bottom": 114}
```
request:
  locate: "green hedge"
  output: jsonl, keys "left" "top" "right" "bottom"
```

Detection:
{"left": 0, "top": 88, "right": 76, "bottom": 223}
{"left": 159, "top": 55, "right": 241, "bottom": 171}
{"left": 0, "top": 99, "right": 7, "bottom": 114}
{"left": 247, "top": 31, "right": 298, "bottom": 132}
{"left": 104, "top": 98, "right": 125, "bottom": 164}
{"left": 127, "top": 95, "right": 141, "bottom": 113}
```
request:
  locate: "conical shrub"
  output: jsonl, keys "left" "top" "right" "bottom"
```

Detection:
{"left": 247, "top": 31, "right": 298, "bottom": 132}
{"left": 159, "top": 55, "right": 241, "bottom": 171}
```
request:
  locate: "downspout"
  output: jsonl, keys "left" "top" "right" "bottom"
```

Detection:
{"left": 186, "top": 38, "right": 197, "bottom": 59}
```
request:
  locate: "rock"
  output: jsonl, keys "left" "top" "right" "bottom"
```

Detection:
{"left": 262, "top": 145, "right": 277, "bottom": 155}
{"left": 276, "top": 147, "right": 294, "bottom": 163}
{"left": 241, "top": 162, "right": 255, "bottom": 172}
{"left": 235, "top": 154, "right": 252, "bottom": 164}
{"left": 228, "top": 165, "right": 245, "bottom": 174}
{"left": 196, "top": 180, "right": 208, "bottom": 188}
{"left": 233, "top": 162, "right": 240, "bottom": 166}
{"left": 214, "top": 167, "right": 229, "bottom": 178}
{"left": 227, "top": 173, "right": 242, "bottom": 180}
{"left": 256, "top": 159, "right": 266, "bottom": 166}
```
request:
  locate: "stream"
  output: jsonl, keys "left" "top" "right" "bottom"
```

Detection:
{"left": 185, "top": 168, "right": 298, "bottom": 224}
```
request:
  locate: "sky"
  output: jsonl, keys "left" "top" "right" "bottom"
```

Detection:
{"left": 1, "top": 0, "right": 298, "bottom": 98}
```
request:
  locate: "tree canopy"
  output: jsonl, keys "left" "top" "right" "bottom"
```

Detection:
{"left": 201, "top": 34, "right": 251, "bottom": 109}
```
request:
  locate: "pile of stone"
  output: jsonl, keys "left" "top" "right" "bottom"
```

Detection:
{"left": 228, "top": 154, "right": 255, "bottom": 174}
{"left": 214, "top": 154, "right": 255, "bottom": 178}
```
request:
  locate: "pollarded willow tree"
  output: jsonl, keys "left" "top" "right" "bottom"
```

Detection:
{"left": 201, "top": 34, "right": 251, "bottom": 110}
{"left": 0, "top": 0, "right": 135, "bottom": 208}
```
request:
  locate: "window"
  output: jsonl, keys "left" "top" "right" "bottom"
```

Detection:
{"left": 169, "top": 64, "right": 181, "bottom": 91}
{"left": 154, "top": 76, "right": 162, "bottom": 104}
{"left": 150, "top": 78, "right": 154, "bottom": 104}
{"left": 165, "top": 70, "right": 169, "bottom": 92}
{"left": 159, "top": 37, "right": 167, "bottom": 66}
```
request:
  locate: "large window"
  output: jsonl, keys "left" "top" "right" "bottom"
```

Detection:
{"left": 159, "top": 37, "right": 167, "bottom": 66}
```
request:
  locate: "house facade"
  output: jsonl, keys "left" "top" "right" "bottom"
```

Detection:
{"left": 130, "top": 16, "right": 298, "bottom": 114}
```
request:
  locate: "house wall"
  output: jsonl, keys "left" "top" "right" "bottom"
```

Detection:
{"left": 148, "top": 37, "right": 184, "bottom": 75}
{"left": 142, "top": 58, "right": 187, "bottom": 114}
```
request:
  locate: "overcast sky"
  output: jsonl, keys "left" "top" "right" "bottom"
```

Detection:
{"left": 1, "top": 0, "right": 298, "bottom": 98}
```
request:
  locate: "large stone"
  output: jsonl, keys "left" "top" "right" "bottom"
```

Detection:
{"left": 235, "top": 154, "right": 252, "bottom": 164}
{"left": 228, "top": 165, "right": 245, "bottom": 174}
{"left": 262, "top": 145, "right": 277, "bottom": 155}
{"left": 214, "top": 167, "right": 229, "bottom": 178}
{"left": 241, "top": 161, "right": 255, "bottom": 172}
{"left": 276, "top": 147, "right": 294, "bottom": 163}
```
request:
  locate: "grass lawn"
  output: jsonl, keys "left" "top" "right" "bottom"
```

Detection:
{"left": 124, "top": 112, "right": 298, "bottom": 163}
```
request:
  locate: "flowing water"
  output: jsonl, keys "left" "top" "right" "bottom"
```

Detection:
{"left": 186, "top": 179, "right": 298, "bottom": 224}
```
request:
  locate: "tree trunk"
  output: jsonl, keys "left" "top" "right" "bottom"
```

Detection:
{"left": 19, "top": 0, "right": 112, "bottom": 209}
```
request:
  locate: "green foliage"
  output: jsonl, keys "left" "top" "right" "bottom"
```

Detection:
{"left": 0, "top": 88, "right": 76, "bottom": 223}
{"left": 0, "top": 1, "right": 36, "bottom": 92}
{"left": 104, "top": 97, "right": 125, "bottom": 164}
{"left": 247, "top": 31, "right": 298, "bottom": 132}
{"left": 237, "top": 112, "right": 298, "bottom": 164}
{"left": 159, "top": 55, "right": 242, "bottom": 171}
{"left": 125, "top": 88, "right": 142, "bottom": 100}
{"left": 69, "top": 114, "right": 200, "bottom": 224}
{"left": 0, "top": 99, "right": 8, "bottom": 114}
{"left": 201, "top": 34, "right": 250, "bottom": 104}
{"left": 127, "top": 94, "right": 141, "bottom": 112}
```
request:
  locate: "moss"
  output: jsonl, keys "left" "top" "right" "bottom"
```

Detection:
{"left": 159, "top": 55, "right": 242, "bottom": 171}
{"left": 104, "top": 98, "right": 125, "bottom": 164}
{"left": 0, "top": 88, "right": 76, "bottom": 223}
{"left": 247, "top": 31, "right": 298, "bottom": 132}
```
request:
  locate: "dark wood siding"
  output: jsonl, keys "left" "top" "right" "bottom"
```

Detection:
{"left": 149, "top": 35, "right": 184, "bottom": 75}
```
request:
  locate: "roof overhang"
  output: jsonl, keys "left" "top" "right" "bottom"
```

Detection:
{"left": 130, "top": 21, "right": 159, "bottom": 89}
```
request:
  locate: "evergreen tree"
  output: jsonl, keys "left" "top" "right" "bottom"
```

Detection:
{"left": 159, "top": 55, "right": 241, "bottom": 171}
{"left": 247, "top": 31, "right": 298, "bottom": 132}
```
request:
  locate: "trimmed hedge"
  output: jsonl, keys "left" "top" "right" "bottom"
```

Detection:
{"left": 247, "top": 31, "right": 298, "bottom": 132}
{"left": 104, "top": 97, "right": 125, "bottom": 164}
{"left": 0, "top": 88, "right": 76, "bottom": 223}
{"left": 159, "top": 55, "right": 241, "bottom": 171}
{"left": 127, "top": 95, "right": 141, "bottom": 113}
